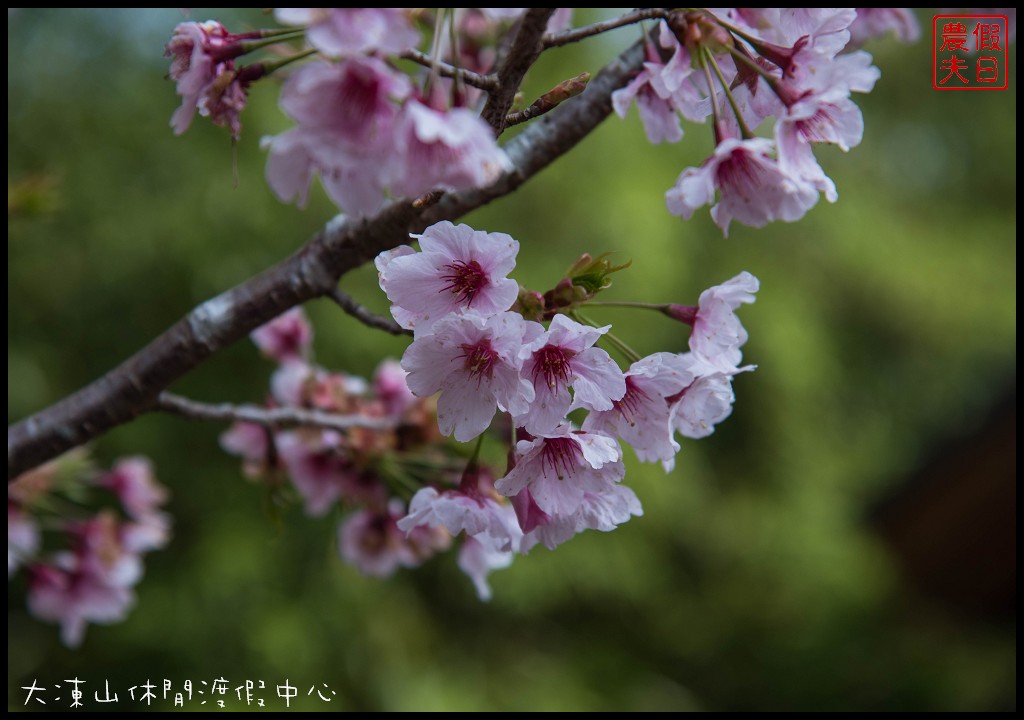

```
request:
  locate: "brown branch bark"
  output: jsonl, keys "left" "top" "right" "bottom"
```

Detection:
{"left": 327, "top": 288, "right": 412, "bottom": 336}
{"left": 7, "top": 40, "right": 645, "bottom": 481}
{"left": 481, "top": 8, "right": 556, "bottom": 133}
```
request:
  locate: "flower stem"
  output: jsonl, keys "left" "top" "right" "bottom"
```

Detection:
{"left": 238, "top": 29, "right": 307, "bottom": 55}
{"left": 572, "top": 310, "right": 642, "bottom": 364}
{"left": 259, "top": 48, "right": 318, "bottom": 77}
{"left": 705, "top": 47, "right": 755, "bottom": 140}
{"left": 586, "top": 300, "right": 669, "bottom": 311}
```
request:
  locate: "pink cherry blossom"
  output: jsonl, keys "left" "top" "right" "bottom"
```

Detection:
{"left": 373, "top": 359, "right": 418, "bottom": 418}
{"left": 457, "top": 533, "right": 515, "bottom": 601}
{"left": 337, "top": 500, "right": 450, "bottom": 579}
{"left": 686, "top": 271, "right": 759, "bottom": 372}
{"left": 269, "top": 360, "right": 315, "bottom": 407}
{"left": 274, "top": 8, "right": 420, "bottom": 58}
{"left": 671, "top": 354, "right": 755, "bottom": 441}
{"left": 582, "top": 352, "right": 695, "bottom": 467}
{"left": 28, "top": 559, "right": 136, "bottom": 648}
{"left": 402, "top": 311, "right": 535, "bottom": 442}
{"left": 279, "top": 58, "right": 410, "bottom": 147}
{"left": 509, "top": 485, "right": 550, "bottom": 535}
{"left": 389, "top": 100, "right": 512, "bottom": 200}
{"left": 251, "top": 307, "right": 313, "bottom": 364}
{"left": 517, "top": 314, "right": 626, "bottom": 435}
{"left": 398, "top": 485, "right": 523, "bottom": 553}
{"left": 847, "top": 8, "right": 921, "bottom": 47}
{"left": 27, "top": 513, "right": 142, "bottom": 648}
{"left": 277, "top": 430, "right": 383, "bottom": 516}
{"left": 99, "top": 457, "right": 166, "bottom": 520}
{"left": 721, "top": 8, "right": 858, "bottom": 67}
{"left": 8, "top": 502, "right": 40, "bottom": 578}
{"left": 263, "top": 57, "right": 411, "bottom": 217}
{"left": 521, "top": 484, "right": 643, "bottom": 552}
{"left": 665, "top": 136, "right": 819, "bottom": 236}
{"left": 612, "top": 47, "right": 685, "bottom": 144}
{"left": 120, "top": 513, "right": 172, "bottom": 555}
{"left": 495, "top": 425, "right": 624, "bottom": 517}
{"left": 612, "top": 33, "right": 710, "bottom": 144}
{"left": 165, "top": 20, "right": 245, "bottom": 137}
{"left": 773, "top": 52, "right": 880, "bottom": 202}
{"left": 220, "top": 421, "right": 266, "bottom": 459}
{"left": 376, "top": 221, "right": 520, "bottom": 334}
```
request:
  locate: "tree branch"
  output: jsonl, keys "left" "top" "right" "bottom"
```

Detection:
{"left": 398, "top": 48, "right": 497, "bottom": 91}
{"left": 156, "top": 392, "right": 396, "bottom": 432}
{"left": 481, "top": 8, "right": 556, "bottom": 133}
{"left": 543, "top": 8, "right": 670, "bottom": 49}
{"left": 7, "top": 40, "right": 645, "bottom": 481}
{"left": 327, "top": 288, "right": 411, "bottom": 336}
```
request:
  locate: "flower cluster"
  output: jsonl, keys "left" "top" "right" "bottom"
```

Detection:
{"left": 166, "top": 9, "right": 542, "bottom": 219}
{"left": 218, "top": 221, "right": 758, "bottom": 600}
{"left": 612, "top": 8, "right": 918, "bottom": 235}
{"left": 222, "top": 308, "right": 458, "bottom": 581}
{"left": 166, "top": 20, "right": 264, "bottom": 139}
{"left": 8, "top": 453, "right": 171, "bottom": 647}
{"left": 375, "top": 221, "right": 759, "bottom": 596}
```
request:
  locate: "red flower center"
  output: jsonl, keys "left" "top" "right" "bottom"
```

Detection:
{"left": 613, "top": 377, "right": 648, "bottom": 426}
{"left": 439, "top": 260, "right": 488, "bottom": 305}
{"left": 531, "top": 345, "right": 575, "bottom": 390}
{"left": 540, "top": 437, "right": 583, "bottom": 481}
{"left": 459, "top": 340, "right": 498, "bottom": 384}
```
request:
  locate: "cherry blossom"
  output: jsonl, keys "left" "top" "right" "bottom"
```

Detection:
{"left": 337, "top": 501, "right": 449, "bottom": 579}
{"left": 274, "top": 8, "right": 420, "bottom": 58}
{"left": 671, "top": 354, "right": 755, "bottom": 441}
{"left": 263, "top": 57, "right": 411, "bottom": 217}
{"left": 8, "top": 502, "right": 39, "bottom": 578}
{"left": 398, "top": 480, "right": 523, "bottom": 553}
{"left": 28, "top": 558, "right": 136, "bottom": 648}
{"left": 389, "top": 101, "right": 512, "bottom": 201}
{"left": 373, "top": 359, "right": 418, "bottom": 419}
{"left": 27, "top": 513, "right": 143, "bottom": 648}
{"left": 671, "top": 271, "right": 759, "bottom": 372}
{"left": 612, "top": 47, "right": 686, "bottom": 144}
{"left": 665, "top": 137, "right": 819, "bottom": 236}
{"left": 219, "top": 422, "right": 271, "bottom": 478}
{"left": 251, "top": 307, "right": 314, "bottom": 364}
{"left": 847, "top": 8, "right": 921, "bottom": 47}
{"left": 521, "top": 484, "right": 643, "bottom": 552}
{"left": 517, "top": 313, "right": 626, "bottom": 435}
{"left": 402, "top": 311, "right": 536, "bottom": 442}
{"left": 376, "top": 221, "right": 520, "bottom": 334}
{"left": 166, "top": 20, "right": 247, "bottom": 137}
{"left": 583, "top": 352, "right": 695, "bottom": 467}
{"left": 495, "top": 425, "right": 624, "bottom": 517}
{"left": 457, "top": 534, "right": 515, "bottom": 601}
{"left": 277, "top": 430, "right": 384, "bottom": 516}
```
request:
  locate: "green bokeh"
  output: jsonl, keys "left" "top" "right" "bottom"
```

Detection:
{"left": 8, "top": 9, "right": 1016, "bottom": 711}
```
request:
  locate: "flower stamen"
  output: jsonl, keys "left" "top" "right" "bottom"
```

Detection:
{"left": 439, "top": 260, "right": 488, "bottom": 305}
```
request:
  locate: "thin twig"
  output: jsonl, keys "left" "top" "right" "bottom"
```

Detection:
{"left": 156, "top": 392, "right": 396, "bottom": 432}
{"left": 543, "top": 8, "right": 671, "bottom": 48}
{"left": 327, "top": 288, "right": 412, "bottom": 337}
{"left": 399, "top": 48, "right": 497, "bottom": 91}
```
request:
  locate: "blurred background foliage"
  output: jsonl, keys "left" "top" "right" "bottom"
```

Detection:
{"left": 8, "top": 8, "right": 1015, "bottom": 711}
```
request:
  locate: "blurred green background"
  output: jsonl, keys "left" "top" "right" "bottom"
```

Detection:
{"left": 8, "top": 8, "right": 1016, "bottom": 711}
